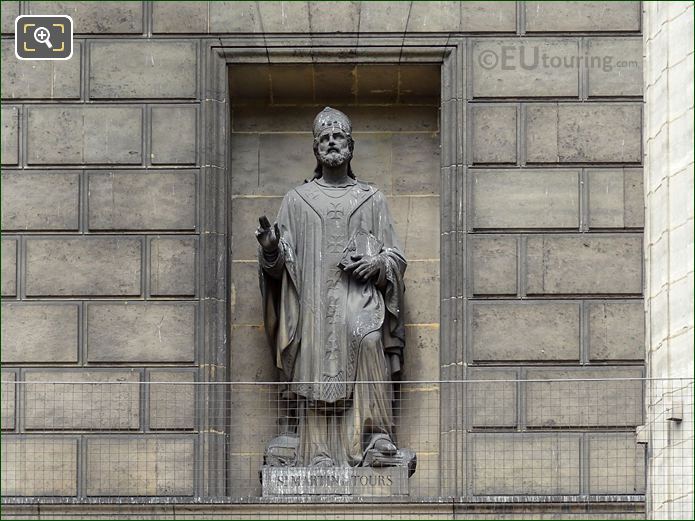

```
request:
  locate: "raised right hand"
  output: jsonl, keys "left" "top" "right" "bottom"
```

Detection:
{"left": 255, "top": 215, "right": 281, "bottom": 252}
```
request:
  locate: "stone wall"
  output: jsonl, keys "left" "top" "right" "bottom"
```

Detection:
{"left": 643, "top": 2, "right": 694, "bottom": 519}
{"left": 0, "top": 0, "right": 660, "bottom": 511}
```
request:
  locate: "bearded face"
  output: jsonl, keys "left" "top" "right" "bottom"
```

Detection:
{"left": 315, "top": 128, "right": 353, "bottom": 168}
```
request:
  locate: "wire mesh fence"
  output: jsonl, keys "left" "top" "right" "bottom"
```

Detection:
{"left": 0, "top": 377, "right": 692, "bottom": 519}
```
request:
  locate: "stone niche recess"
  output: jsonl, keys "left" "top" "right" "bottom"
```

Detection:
{"left": 228, "top": 63, "right": 441, "bottom": 498}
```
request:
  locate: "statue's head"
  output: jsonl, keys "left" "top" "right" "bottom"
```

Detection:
{"left": 311, "top": 107, "right": 355, "bottom": 179}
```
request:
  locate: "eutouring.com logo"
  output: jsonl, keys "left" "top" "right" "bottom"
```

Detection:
{"left": 477, "top": 45, "right": 639, "bottom": 73}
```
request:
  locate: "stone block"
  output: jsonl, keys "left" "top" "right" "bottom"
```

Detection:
{"left": 404, "top": 261, "right": 439, "bottom": 324}
{"left": 309, "top": 1, "right": 360, "bottom": 33}
{"left": 471, "top": 433, "right": 580, "bottom": 495}
{"left": 24, "top": 371, "right": 140, "bottom": 430}
{"left": 588, "top": 301, "right": 644, "bottom": 361}
{"left": 229, "top": 453, "right": 264, "bottom": 498}
{"left": 153, "top": 1, "right": 209, "bottom": 33}
{"left": 588, "top": 434, "right": 645, "bottom": 494}
{"left": 1, "top": 303, "right": 79, "bottom": 363}
{"left": 471, "top": 302, "right": 580, "bottom": 361}
{"left": 461, "top": 2, "right": 516, "bottom": 32}
{"left": 257, "top": 2, "right": 311, "bottom": 33}
{"left": 351, "top": 133, "right": 393, "bottom": 192}
{"left": 151, "top": 106, "right": 197, "bottom": 164}
{"left": 525, "top": 104, "right": 559, "bottom": 163}
{"left": 472, "top": 106, "right": 516, "bottom": 164}
{"left": 27, "top": 106, "right": 142, "bottom": 164}
{"left": 407, "top": 452, "right": 440, "bottom": 498}
{"left": 388, "top": 196, "right": 440, "bottom": 260}
{"left": 88, "top": 171, "right": 196, "bottom": 230}
{"left": 89, "top": 41, "right": 197, "bottom": 99}
{"left": 397, "top": 387, "right": 440, "bottom": 454}
{"left": 588, "top": 169, "right": 644, "bottom": 228}
{"left": 87, "top": 303, "right": 195, "bottom": 363}
{"left": 401, "top": 326, "right": 440, "bottom": 382}
{"left": 472, "top": 169, "right": 580, "bottom": 228}
{"left": 230, "top": 326, "right": 276, "bottom": 382}
{"left": 524, "top": 2, "right": 641, "bottom": 32}
{"left": 407, "top": 1, "right": 461, "bottom": 32}
{"left": 525, "top": 368, "right": 643, "bottom": 427}
{"left": 1, "top": 371, "right": 15, "bottom": 430}
{"left": 86, "top": 437, "right": 194, "bottom": 496}
{"left": 230, "top": 262, "right": 262, "bottom": 325}
{"left": 28, "top": 1, "right": 143, "bottom": 33}
{"left": 230, "top": 196, "right": 282, "bottom": 260}
{"left": 150, "top": 237, "right": 197, "bottom": 297}
{"left": 468, "top": 369, "right": 517, "bottom": 428}
{"left": 1, "top": 239, "right": 17, "bottom": 297}
{"left": 470, "top": 236, "right": 517, "bottom": 295}
{"left": 358, "top": 2, "right": 409, "bottom": 33}
{"left": 1, "top": 106, "right": 19, "bottom": 165}
{"left": 525, "top": 235, "right": 643, "bottom": 294}
{"left": 258, "top": 133, "right": 315, "bottom": 188}
{"left": 149, "top": 371, "right": 195, "bottom": 430}
{"left": 392, "top": 133, "right": 440, "bottom": 195}
{"left": 25, "top": 238, "right": 141, "bottom": 296}
{"left": 1, "top": 437, "right": 78, "bottom": 496}
{"left": 1, "top": 171, "right": 79, "bottom": 231}
{"left": 1, "top": 2, "right": 18, "bottom": 34}
{"left": 587, "top": 38, "right": 643, "bottom": 96}
{"left": 209, "top": 1, "right": 263, "bottom": 32}
{"left": 472, "top": 39, "right": 579, "bottom": 97}
{"left": 1, "top": 41, "right": 81, "bottom": 99}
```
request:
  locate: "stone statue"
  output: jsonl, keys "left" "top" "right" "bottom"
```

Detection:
{"left": 256, "top": 107, "right": 414, "bottom": 473}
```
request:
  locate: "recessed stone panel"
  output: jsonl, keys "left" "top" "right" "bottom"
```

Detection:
{"left": 150, "top": 237, "right": 197, "bottom": 297}
{"left": 587, "top": 38, "right": 643, "bottom": 96}
{"left": 149, "top": 371, "right": 195, "bottom": 430}
{"left": 588, "top": 301, "right": 645, "bottom": 361}
{"left": 468, "top": 369, "right": 517, "bottom": 428}
{"left": 588, "top": 169, "right": 645, "bottom": 228}
{"left": 28, "top": 1, "right": 143, "bottom": 33}
{"left": 1, "top": 371, "right": 15, "bottom": 430}
{"left": 588, "top": 434, "right": 645, "bottom": 494}
{"left": 151, "top": 106, "right": 197, "bottom": 165}
{"left": 1, "top": 106, "right": 19, "bottom": 165}
{"left": 153, "top": 1, "right": 209, "bottom": 33}
{"left": 524, "top": 1, "right": 641, "bottom": 32}
{"left": 1, "top": 239, "right": 17, "bottom": 297}
{"left": 471, "top": 106, "right": 517, "bottom": 164}
{"left": 470, "top": 236, "right": 517, "bottom": 295}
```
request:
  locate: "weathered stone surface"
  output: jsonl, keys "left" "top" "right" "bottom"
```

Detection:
{"left": 472, "top": 39, "right": 579, "bottom": 97}
{"left": 461, "top": 2, "right": 516, "bottom": 32}
{"left": 27, "top": 106, "right": 142, "bottom": 164}
{"left": 471, "top": 236, "right": 517, "bottom": 295}
{"left": 1, "top": 303, "right": 79, "bottom": 363}
{"left": 471, "top": 434, "right": 580, "bottom": 495}
{"left": 401, "top": 326, "right": 439, "bottom": 381}
{"left": 258, "top": 2, "right": 311, "bottom": 33}
{"left": 587, "top": 38, "right": 643, "bottom": 96}
{"left": 525, "top": 1, "right": 641, "bottom": 32}
{"left": 90, "top": 41, "right": 197, "bottom": 99}
{"left": 358, "top": 2, "right": 409, "bottom": 32}
{"left": 24, "top": 371, "right": 140, "bottom": 430}
{"left": 28, "top": 1, "right": 143, "bottom": 33}
{"left": 1, "top": 239, "right": 17, "bottom": 297}
{"left": 588, "top": 168, "right": 644, "bottom": 228}
{"left": 472, "top": 106, "right": 516, "bottom": 163}
{"left": 1, "top": 106, "right": 19, "bottom": 165}
{"left": 1, "top": 171, "right": 79, "bottom": 230}
{"left": 262, "top": 466, "right": 409, "bottom": 496}
{"left": 1, "top": 371, "right": 15, "bottom": 430}
{"left": 25, "top": 238, "right": 141, "bottom": 296}
{"left": 526, "top": 368, "right": 643, "bottom": 427}
{"left": 208, "top": 1, "right": 262, "bottom": 32}
{"left": 525, "top": 235, "right": 643, "bottom": 294}
{"left": 407, "top": 1, "right": 461, "bottom": 32}
{"left": 151, "top": 106, "right": 197, "bottom": 164}
{"left": 87, "top": 303, "right": 195, "bottom": 363}
{"left": 468, "top": 369, "right": 517, "bottom": 428}
{"left": 471, "top": 302, "right": 580, "bottom": 361}
{"left": 404, "top": 261, "right": 439, "bottom": 324}
{"left": 392, "top": 133, "right": 440, "bottom": 195}
{"left": 397, "top": 387, "right": 440, "bottom": 453}
{"left": 472, "top": 169, "right": 579, "bottom": 228}
{"left": 149, "top": 371, "right": 195, "bottom": 430}
{"left": 257, "top": 133, "right": 315, "bottom": 188}
{"left": 588, "top": 301, "right": 644, "bottom": 360}
{"left": 86, "top": 437, "right": 194, "bottom": 496}
{"left": 230, "top": 262, "right": 261, "bottom": 325}
{"left": 389, "top": 196, "right": 440, "bottom": 260}
{"left": 310, "top": 1, "right": 360, "bottom": 33}
{"left": 1, "top": 41, "right": 81, "bottom": 99}
{"left": 525, "top": 104, "right": 559, "bottom": 163}
{"left": 150, "top": 237, "right": 197, "bottom": 297}
{"left": 153, "top": 1, "right": 209, "bottom": 33}
{"left": 1, "top": 437, "right": 78, "bottom": 496}
{"left": 230, "top": 325, "right": 276, "bottom": 381}
{"left": 589, "top": 434, "right": 645, "bottom": 494}
{"left": 231, "top": 196, "right": 282, "bottom": 260}
{"left": 88, "top": 171, "right": 196, "bottom": 230}
{"left": 1, "top": 1, "right": 18, "bottom": 34}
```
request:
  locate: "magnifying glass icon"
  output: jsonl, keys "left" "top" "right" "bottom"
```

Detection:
{"left": 33, "top": 26, "right": 53, "bottom": 49}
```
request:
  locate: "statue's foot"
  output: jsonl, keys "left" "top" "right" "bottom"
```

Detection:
{"left": 372, "top": 437, "right": 398, "bottom": 456}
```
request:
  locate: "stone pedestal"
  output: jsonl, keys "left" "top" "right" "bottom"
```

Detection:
{"left": 261, "top": 466, "right": 409, "bottom": 497}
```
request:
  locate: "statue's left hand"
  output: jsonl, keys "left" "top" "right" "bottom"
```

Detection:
{"left": 342, "top": 254, "right": 385, "bottom": 282}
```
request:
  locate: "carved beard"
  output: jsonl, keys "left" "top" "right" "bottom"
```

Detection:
{"left": 318, "top": 148, "right": 352, "bottom": 168}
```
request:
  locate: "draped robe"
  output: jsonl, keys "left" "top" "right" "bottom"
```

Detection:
{"left": 259, "top": 178, "right": 407, "bottom": 465}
